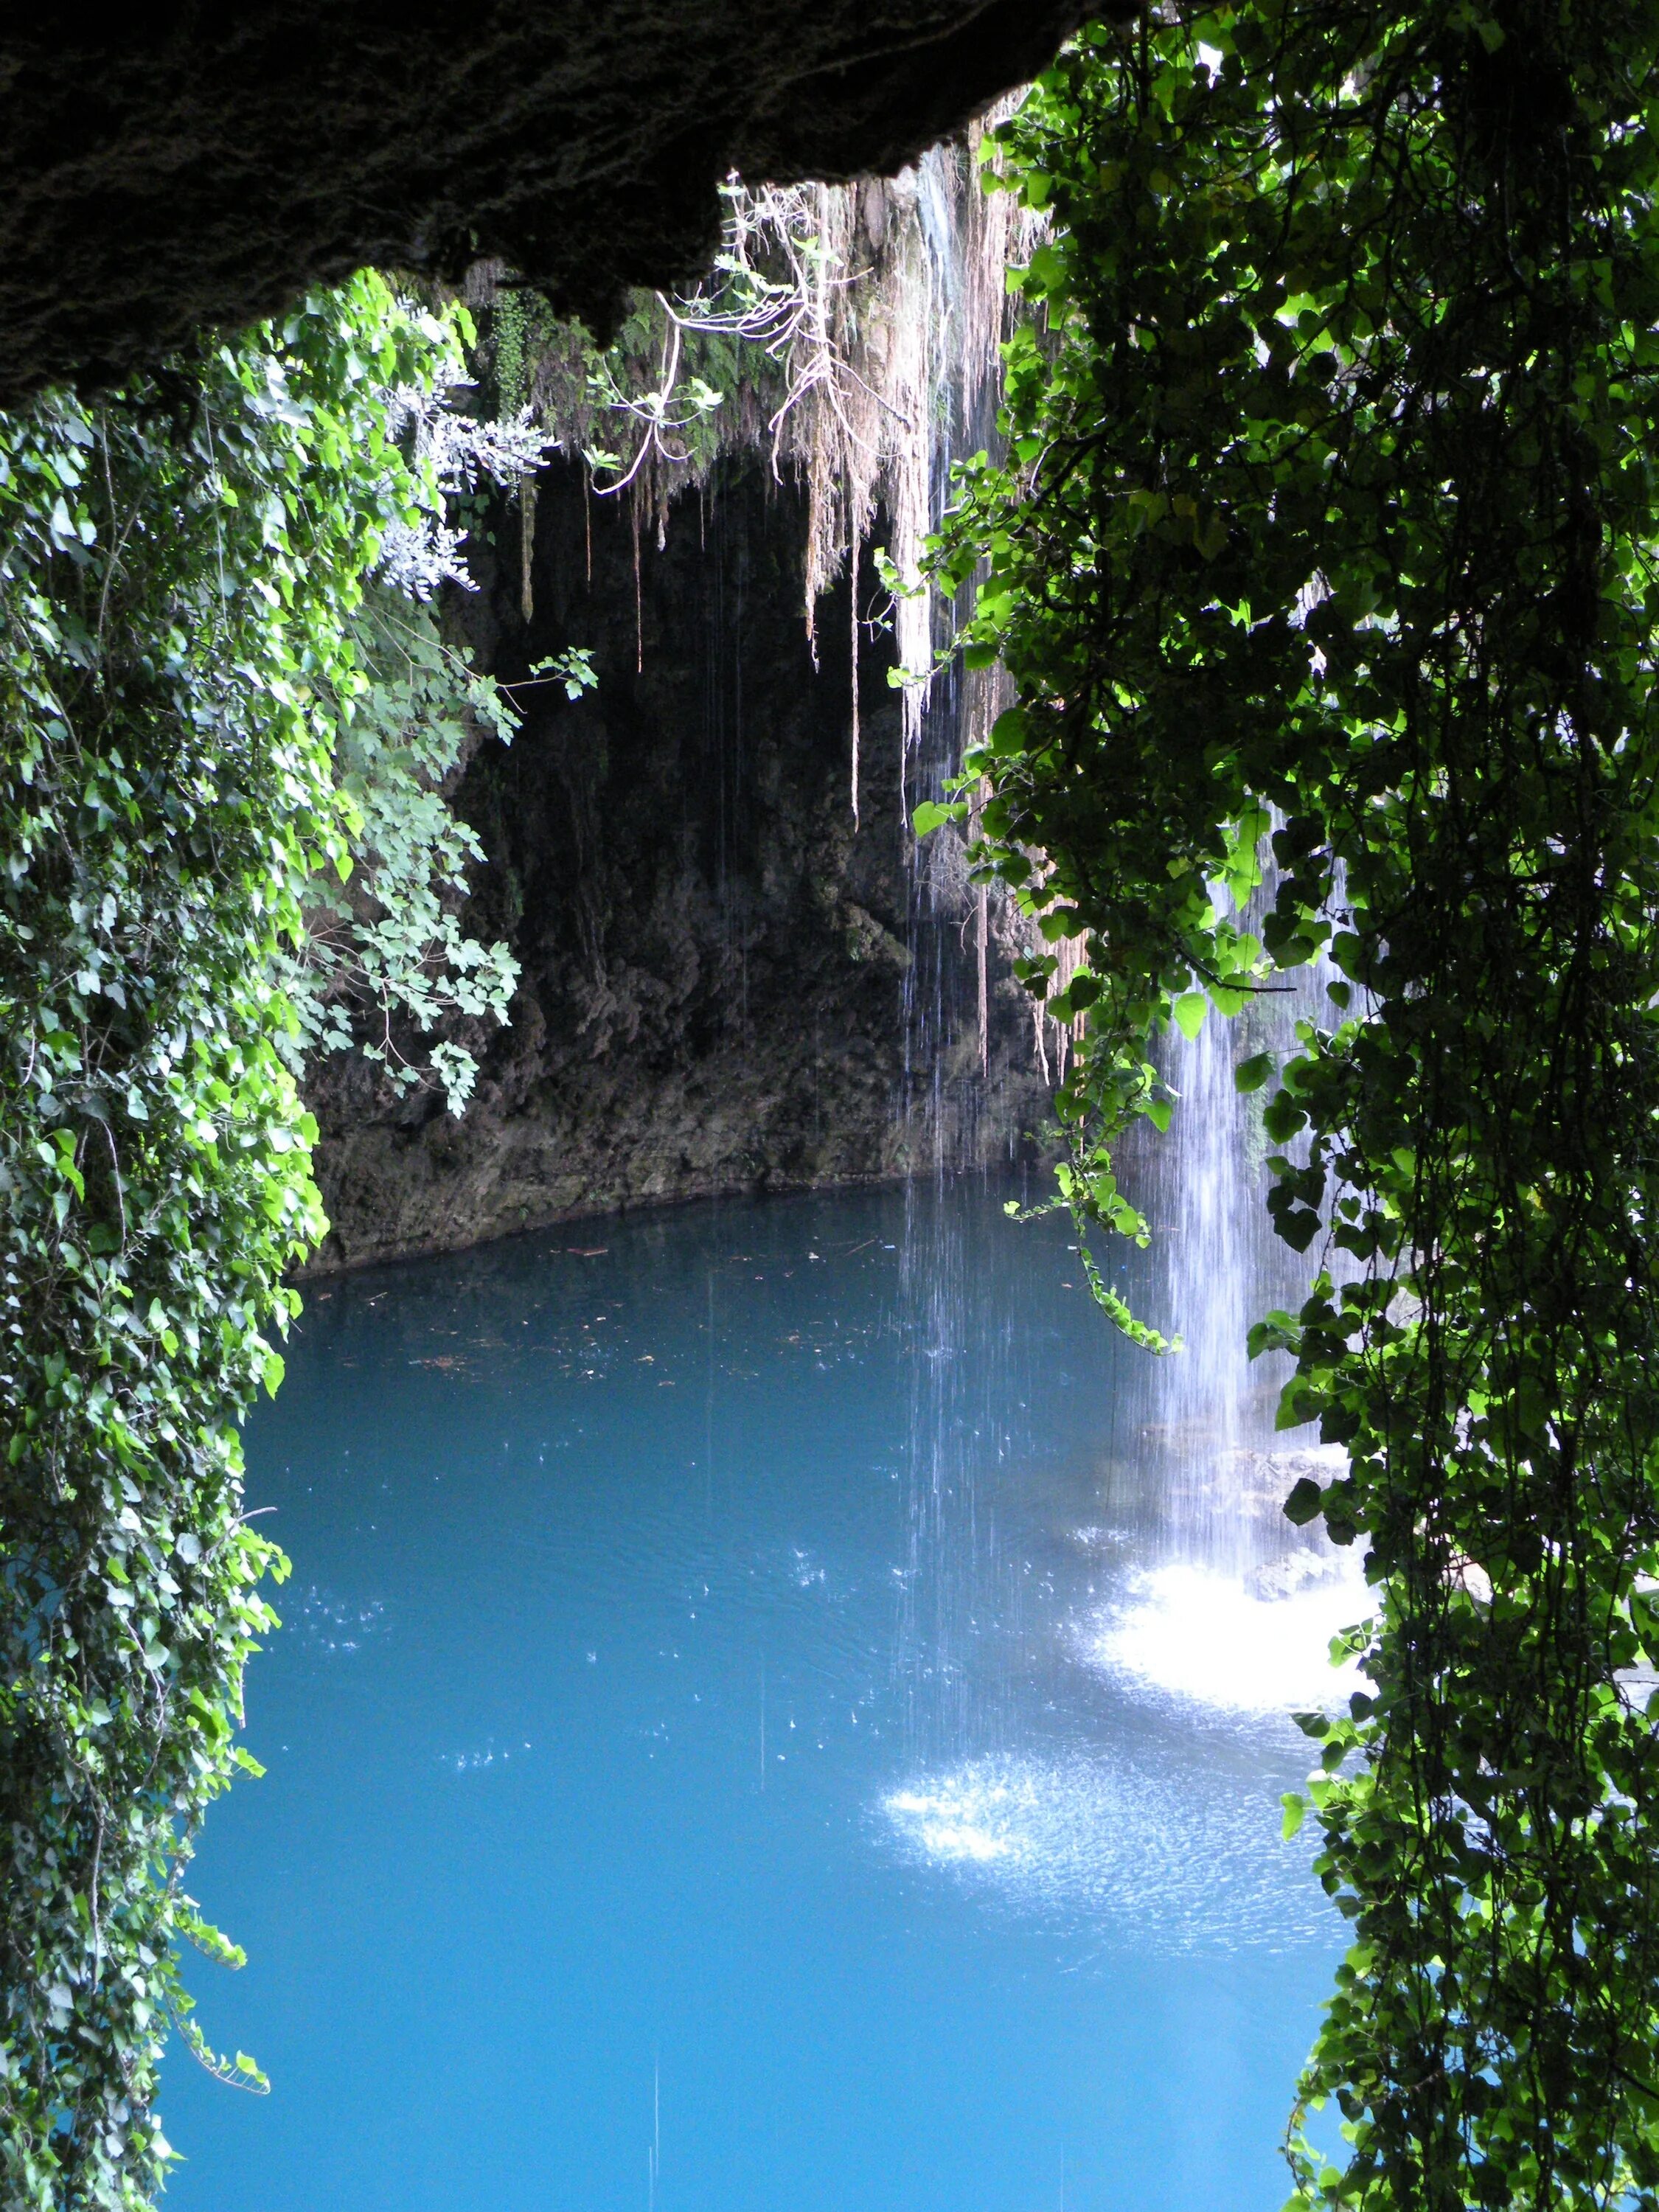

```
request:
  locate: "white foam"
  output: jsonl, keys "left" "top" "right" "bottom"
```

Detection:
{"left": 888, "top": 1784, "right": 1020, "bottom": 1863}
{"left": 1095, "top": 1560, "right": 1369, "bottom": 1714}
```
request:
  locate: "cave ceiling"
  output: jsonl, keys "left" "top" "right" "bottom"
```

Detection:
{"left": 0, "top": 0, "right": 1120, "bottom": 403}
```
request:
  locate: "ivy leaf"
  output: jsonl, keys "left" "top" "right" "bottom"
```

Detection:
{"left": 1283, "top": 1477, "right": 1324, "bottom": 1527}
{"left": 1234, "top": 1050, "right": 1273, "bottom": 1093}
{"left": 912, "top": 799, "right": 967, "bottom": 836}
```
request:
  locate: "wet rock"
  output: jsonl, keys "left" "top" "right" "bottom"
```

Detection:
{"left": 305, "top": 456, "right": 1050, "bottom": 1267}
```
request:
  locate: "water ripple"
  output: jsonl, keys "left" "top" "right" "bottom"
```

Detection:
{"left": 881, "top": 1746, "right": 1333, "bottom": 1952}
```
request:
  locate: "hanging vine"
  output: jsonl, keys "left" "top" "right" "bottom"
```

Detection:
{"left": 476, "top": 145, "right": 1043, "bottom": 758}
{"left": 931, "top": 2, "right": 1659, "bottom": 2202}
{"left": 0, "top": 276, "right": 520, "bottom": 2208}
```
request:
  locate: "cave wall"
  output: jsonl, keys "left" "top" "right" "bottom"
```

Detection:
{"left": 0, "top": 2, "right": 1115, "bottom": 404}
{"left": 306, "top": 459, "right": 1051, "bottom": 1267}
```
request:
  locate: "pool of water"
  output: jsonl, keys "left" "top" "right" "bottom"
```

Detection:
{"left": 161, "top": 1180, "right": 1352, "bottom": 2212}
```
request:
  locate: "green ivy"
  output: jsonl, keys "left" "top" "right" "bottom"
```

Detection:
{"left": 933, "top": 2, "right": 1659, "bottom": 2202}
{"left": 0, "top": 275, "right": 480, "bottom": 2208}
{"left": 299, "top": 588, "right": 522, "bottom": 1116}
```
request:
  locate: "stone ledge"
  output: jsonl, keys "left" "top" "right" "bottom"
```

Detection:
{"left": 0, "top": 0, "right": 1116, "bottom": 402}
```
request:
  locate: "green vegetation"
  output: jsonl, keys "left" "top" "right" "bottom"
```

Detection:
{"left": 479, "top": 165, "right": 1003, "bottom": 724}
{"left": 932, "top": 2, "right": 1659, "bottom": 2200}
{"left": 13, "top": 4, "right": 1659, "bottom": 2203}
{"left": 300, "top": 585, "right": 521, "bottom": 1114}
{"left": 484, "top": 198, "right": 797, "bottom": 503}
{"left": 0, "top": 275, "right": 527, "bottom": 2207}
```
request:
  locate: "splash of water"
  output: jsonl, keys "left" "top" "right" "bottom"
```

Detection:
{"left": 1096, "top": 1559, "right": 1366, "bottom": 1714}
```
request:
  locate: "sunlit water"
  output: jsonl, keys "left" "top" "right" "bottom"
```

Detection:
{"left": 162, "top": 1182, "right": 1357, "bottom": 2212}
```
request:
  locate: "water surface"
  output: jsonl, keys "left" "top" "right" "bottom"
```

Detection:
{"left": 164, "top": 1182, "right": 1350, "bottom": 2212}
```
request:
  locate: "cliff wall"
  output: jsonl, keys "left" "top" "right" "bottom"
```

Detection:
{"left": 306, "top": 457, "right": 1051, "bottom": 1267}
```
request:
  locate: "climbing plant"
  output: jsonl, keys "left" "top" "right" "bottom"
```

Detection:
{"left": 296, "top": 586, "right": 522, "bottom": 1116}
{"left": 931, "top": 2, "right": 1659, "bottom": 2203}
{"left": 0, "top": 275, "right": 520, "bottom": 2208}
{"left": 479, "top": 152, "right": 1027, "bottom": 765}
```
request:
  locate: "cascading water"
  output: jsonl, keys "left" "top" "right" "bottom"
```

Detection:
{"left": 881, "top": 141, "right": 1365, "bottom": 1765}
{"left": 888, "top": 141, "right": 1033, "bottom": 1771}
{"left": 1095, "top": 886, "right": 1368, "bottom": 1718}
{"left": 1158, "top": 1001, "right": 1254, "bottom": 1576}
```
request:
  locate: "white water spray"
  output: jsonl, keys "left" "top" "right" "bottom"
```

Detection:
{"left": 1093, "top": 906, "right": 1367, "bottom": 1715}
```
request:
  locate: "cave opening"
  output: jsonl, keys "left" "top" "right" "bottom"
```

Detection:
{"left": 11, "top": 6, "right": 1659, "bottom": 2209}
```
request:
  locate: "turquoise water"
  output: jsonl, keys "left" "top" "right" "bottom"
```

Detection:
{"left": 162, "top": 1183, "right": 1346, "bottom": 2212}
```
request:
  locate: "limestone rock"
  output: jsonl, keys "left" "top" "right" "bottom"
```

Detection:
{"left": 305, "top": 456, "right": 1051, "bottom": 1267}
{"left": 0, "top": 0, "right": 1110, "bottom": 401}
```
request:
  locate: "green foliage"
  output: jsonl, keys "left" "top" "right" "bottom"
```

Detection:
{"left": 490, "top": 288, "right": 560, "bottom": 422}
{"left": 526, "top": 645, "right": 598, "bottom": 700}
{"left": 935, "top": 3, "right": 1659, "bottom": 2202}
{"left": 487, "top": 280, "right": 772, "bottom": 497}
{"left": 482, "top": 180, "right": 873, "bottom": 507}
{"left": 300, "top": 589, "right": 521, "bottom": 1115}
{"left": 0, "top": 275, "right": 481, "bottom": 2208}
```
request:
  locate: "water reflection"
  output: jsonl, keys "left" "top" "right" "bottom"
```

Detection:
{"left": 882, "top": 1742, "right": 1337, "bottom": 1952}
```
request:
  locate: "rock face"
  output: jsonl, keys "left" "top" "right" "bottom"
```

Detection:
{"left": 0, "top": 1, "right": 1112, "bottom": 403}
{"left": 306, "top": 459, "right": 1051, "bottom": 1267}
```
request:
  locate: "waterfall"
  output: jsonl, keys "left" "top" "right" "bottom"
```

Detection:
{"left": 886, "top": 136, "right": 1048, "bottom": 1767}
{"left": 1136, "top": 982, "right": 1325, "bottom": 1582}
{"left": 1160, "top": 1006, "right": 1253, "bottom": 1576}
{"left": 1093, "top": 888, "right": 1368, "bottom": 1714}
{"left": 878, "top": 142, "right": 1358, "bottom": 1755}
